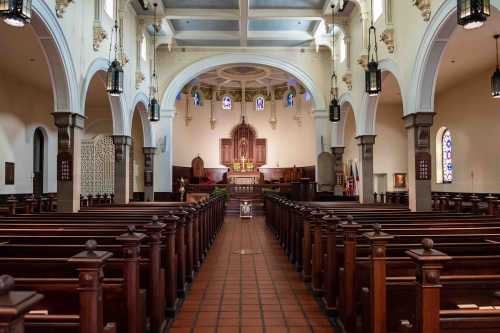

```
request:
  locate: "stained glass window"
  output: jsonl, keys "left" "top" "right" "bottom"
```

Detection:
{"left": 193, "top": 91, "right": 202, "bottom": 107}
{"left": 222, "top": 95, "right": 232, "bottom": 110}
{"left": 256, "top": 96, "right": 265, "bottom": 111}
{"left": 286, "top": 92, "right": 295, "bottom": 108}
{"left": 442, "top": 129, "right": 453, "bottom": 183}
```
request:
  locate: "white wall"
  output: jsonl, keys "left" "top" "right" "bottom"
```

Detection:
{"left": 173, "top": 96, "right": 316, "bottom": 168}
{"left": 373, "top": 103, "right": 407, "bottom": 191}
{"left": 432, "top": 68, "right": 500, "bottom": 193}
{"left": 0, "top": 71, "right": 57, "bottom": 194}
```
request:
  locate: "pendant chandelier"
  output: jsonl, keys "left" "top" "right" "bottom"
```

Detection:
{"left": 492, "top": 34, "right": 500, "bottom": 99}
{"left": 329, "top": 4, "right": 340, "bottom": 123}
{"left": 0, "top": 0, "right": 32, "bottom": 27}
{"left": 106, "top": 0, "right": 124, "bottom": 96}
{"left": 365, "top": 0, "right": 381, "bottom": 96}
{"left": 149, "top": 2, "right": 160, "bottom": 121}
{"left": 457, "top": 0, "right": 490, "bottom": 30}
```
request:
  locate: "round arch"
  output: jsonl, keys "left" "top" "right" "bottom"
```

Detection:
{"left": 81, "top": 58, "right": 127, "bottom": 135}
{"left": 334, "top": 91, "right": 358, "bottom": 147}
{"left": 407, "top": 0, "right": 500, "bottom": 116}
{"left": 31, "top": 0, "right": 79, "bottom": 115}
{"left": 130, "top": 92, "right": 155, "bottom": 148}
{"left": 160, "top": 53, "right": 328, "bottom": 112}
{"left": 360, "top": 58, "right": 405, "bottom": 134}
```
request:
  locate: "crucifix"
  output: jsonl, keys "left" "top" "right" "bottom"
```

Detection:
{"left": 240, "top": 155, "right": 247, "bottom": 172}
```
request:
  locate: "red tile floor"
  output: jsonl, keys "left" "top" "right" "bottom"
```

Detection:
{"left": 169, "top": 216, "right": 336, "bottom": 333}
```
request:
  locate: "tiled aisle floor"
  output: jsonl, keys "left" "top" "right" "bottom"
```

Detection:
{"left": 169, "top": 216, "right": 335, "bottom": 333}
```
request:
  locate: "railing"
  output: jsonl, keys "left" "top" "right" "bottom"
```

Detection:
{"left": 186, "top": 183, "right": 292, "bottom": 195}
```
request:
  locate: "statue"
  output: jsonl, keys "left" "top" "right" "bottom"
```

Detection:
{"left": 179, "top": 177, "right": 186, "bottom": 202}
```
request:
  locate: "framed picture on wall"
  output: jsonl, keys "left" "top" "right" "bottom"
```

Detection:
{"left": 394, "top": 173, "right": 407, "bottom": 188}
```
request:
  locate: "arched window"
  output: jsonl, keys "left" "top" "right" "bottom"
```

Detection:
{"left": 373, "top": 0, "right": 384, "bottom": 22}
{"left": 256, "top": 96, "right": 265, "bottom": 111}
{"left": 104, "top": 0, "right": 114, "bottom": 19}
{"left": 285, "top": 90, "right": 296, "bottom": 109}
{"left": 222, "top": 95, "right": 232, "bottom": 110}
{"left": 193, "top": 91, "right": 202, "bottom": 107}
{"left": 140, "top": 34, "right": 147, "bottom": 61}
{"left": 436, "top": 127, "right": 453, "bottom": 184}
{"left": 340, "top": 37, "right": 346, "bottom": 62}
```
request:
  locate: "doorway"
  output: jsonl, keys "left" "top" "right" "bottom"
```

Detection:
{"left": 33, "top": 128, "right": 44, "bottom": 195}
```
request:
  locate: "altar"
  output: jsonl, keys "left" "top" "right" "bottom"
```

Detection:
{"left": 228, "top": 171, "right": 261, "bottom": 185}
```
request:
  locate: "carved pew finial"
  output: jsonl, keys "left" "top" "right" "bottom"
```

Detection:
{"left": 85, "top": 239, "right": 98, "bottom": 256}
{"left": 0, "top": 275, "right": 15, "bottom": 296}
{"left": 422, "top": 238, "right": 434, "bottom": 253}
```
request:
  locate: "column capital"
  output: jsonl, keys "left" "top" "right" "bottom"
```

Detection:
{"left": 403, "top": 112, "right": 435, "bottom": 129}
{"left": 161, "top": 109, "right": 177, "bottom": 119}
{"left": 356, "top": 135, "right": 376, "bottom": 145}
{"left": 143, "top": 147, "right": 157, "bottom": 155}
{"left": 52, "top": 112, "right": 86, "bottom": 129}
{"left": 313, "top": 110, "right": 329, "bottom": 119}
{"left": 112, "top": 135, "right": 132, "bottom": 146}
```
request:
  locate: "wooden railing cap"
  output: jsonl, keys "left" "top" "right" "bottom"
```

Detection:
{"left": 144, "top": 216, "right": 166, "bottom": 232}
{"left": 363, "top": 223, "right": 394, "bottom": 242}
{"left": 0, "top": 274, "right": 43, "bottom": 320}
{"left": 68, "top": 240, "right": 113, "bottom": 264}
{"left": 116, "top": 225, "right": 146, "bottom": 243}
{"left": 406, "top": 238, "right": 451, "bottom": 263}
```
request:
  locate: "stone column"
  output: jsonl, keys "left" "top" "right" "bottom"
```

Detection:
{"left": 331, "top": 147, "right": 345, "bottom": 196}
{"left": 53, "top": 112, "right": 85, "bottom": 212}
{"left": 356, "top": 135, "right": 376, "bottom": 203}
{"left": 404, "top": 113, "right": 435, "bottom": 211}
{"left": 143, "top": 147, "right": 156, "bottom": 202}
{"left": 112, "top": 135, "right": 132, "bottom": 205}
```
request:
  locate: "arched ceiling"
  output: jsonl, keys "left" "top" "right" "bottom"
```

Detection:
{"left": 0, "top": 21, "right": 51, "bottom": 93}
{"left": 436, "top": 9, "right": 500, "bottom": 93}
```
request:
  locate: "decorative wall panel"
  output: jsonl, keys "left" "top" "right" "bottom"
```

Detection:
{"left": 81, "top": 135, "right": 115, "bottom": 195}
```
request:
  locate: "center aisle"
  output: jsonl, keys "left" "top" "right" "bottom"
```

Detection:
{"left": 169, "top": 216, "right": 335, "bottom": 333}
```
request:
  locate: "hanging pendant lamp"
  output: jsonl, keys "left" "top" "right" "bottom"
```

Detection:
{"left": 149, "top": 2, "right": 160, "bottom": 121}
{"left": 329, "top": 4, "right": 340, "bottom": 123}
{"left": 457, "top": 0, "right": 490, "bottom": 30}
{"left": 365, "top": 0, "right": 381, "bottom": 96}
{"left": 492, "top": 34, "right": 500, "bottom": 99}
{"left": 106, "top": 0, "right": 124, "bottom": 96}
{"left": 0, "top": 0, "right": 31, "bottom": 27}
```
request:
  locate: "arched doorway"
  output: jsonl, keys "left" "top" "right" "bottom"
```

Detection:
{"left": 33, "top": 128, "right": 45, "bottom": 195}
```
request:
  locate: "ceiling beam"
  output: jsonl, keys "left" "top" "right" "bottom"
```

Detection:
{"left": 174, "top": 31, "right": 241, "bottom": 40}
{"left": 164, "top": 8, "right": 239, "bottom": 20}
{"left": 247, "top": 30, "right": 313, "bottom": 41}
{"left": 239, "top": 0, "right": 249, "bottom": 47}
{"left": 248, "top": 9, "right": 323, "bottom": 20}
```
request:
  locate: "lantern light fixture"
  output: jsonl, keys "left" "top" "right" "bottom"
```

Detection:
{"left": 0, "top": 0, "right": 32, "bottom": 27}
{"left": 149, "top": 2, "right": 160, "bottom": 122}
{"left": 457, "top": 0, "right": 490, "bottom": 30}
{"left": 492, "top": 34, "right": 500, "bottom": 99}
{"left": 106, "top": 0, "right": 124, "bottom": 96}
{"left": 329, "top": 4, "right": 340, "bottom": 123}
{"left": 365, "top": 0, "right": 382, "bottom": 96}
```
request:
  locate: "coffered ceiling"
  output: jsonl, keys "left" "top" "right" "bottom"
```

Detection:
{"left": 136, "top": 0, "right": 354, "bottom": 49}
